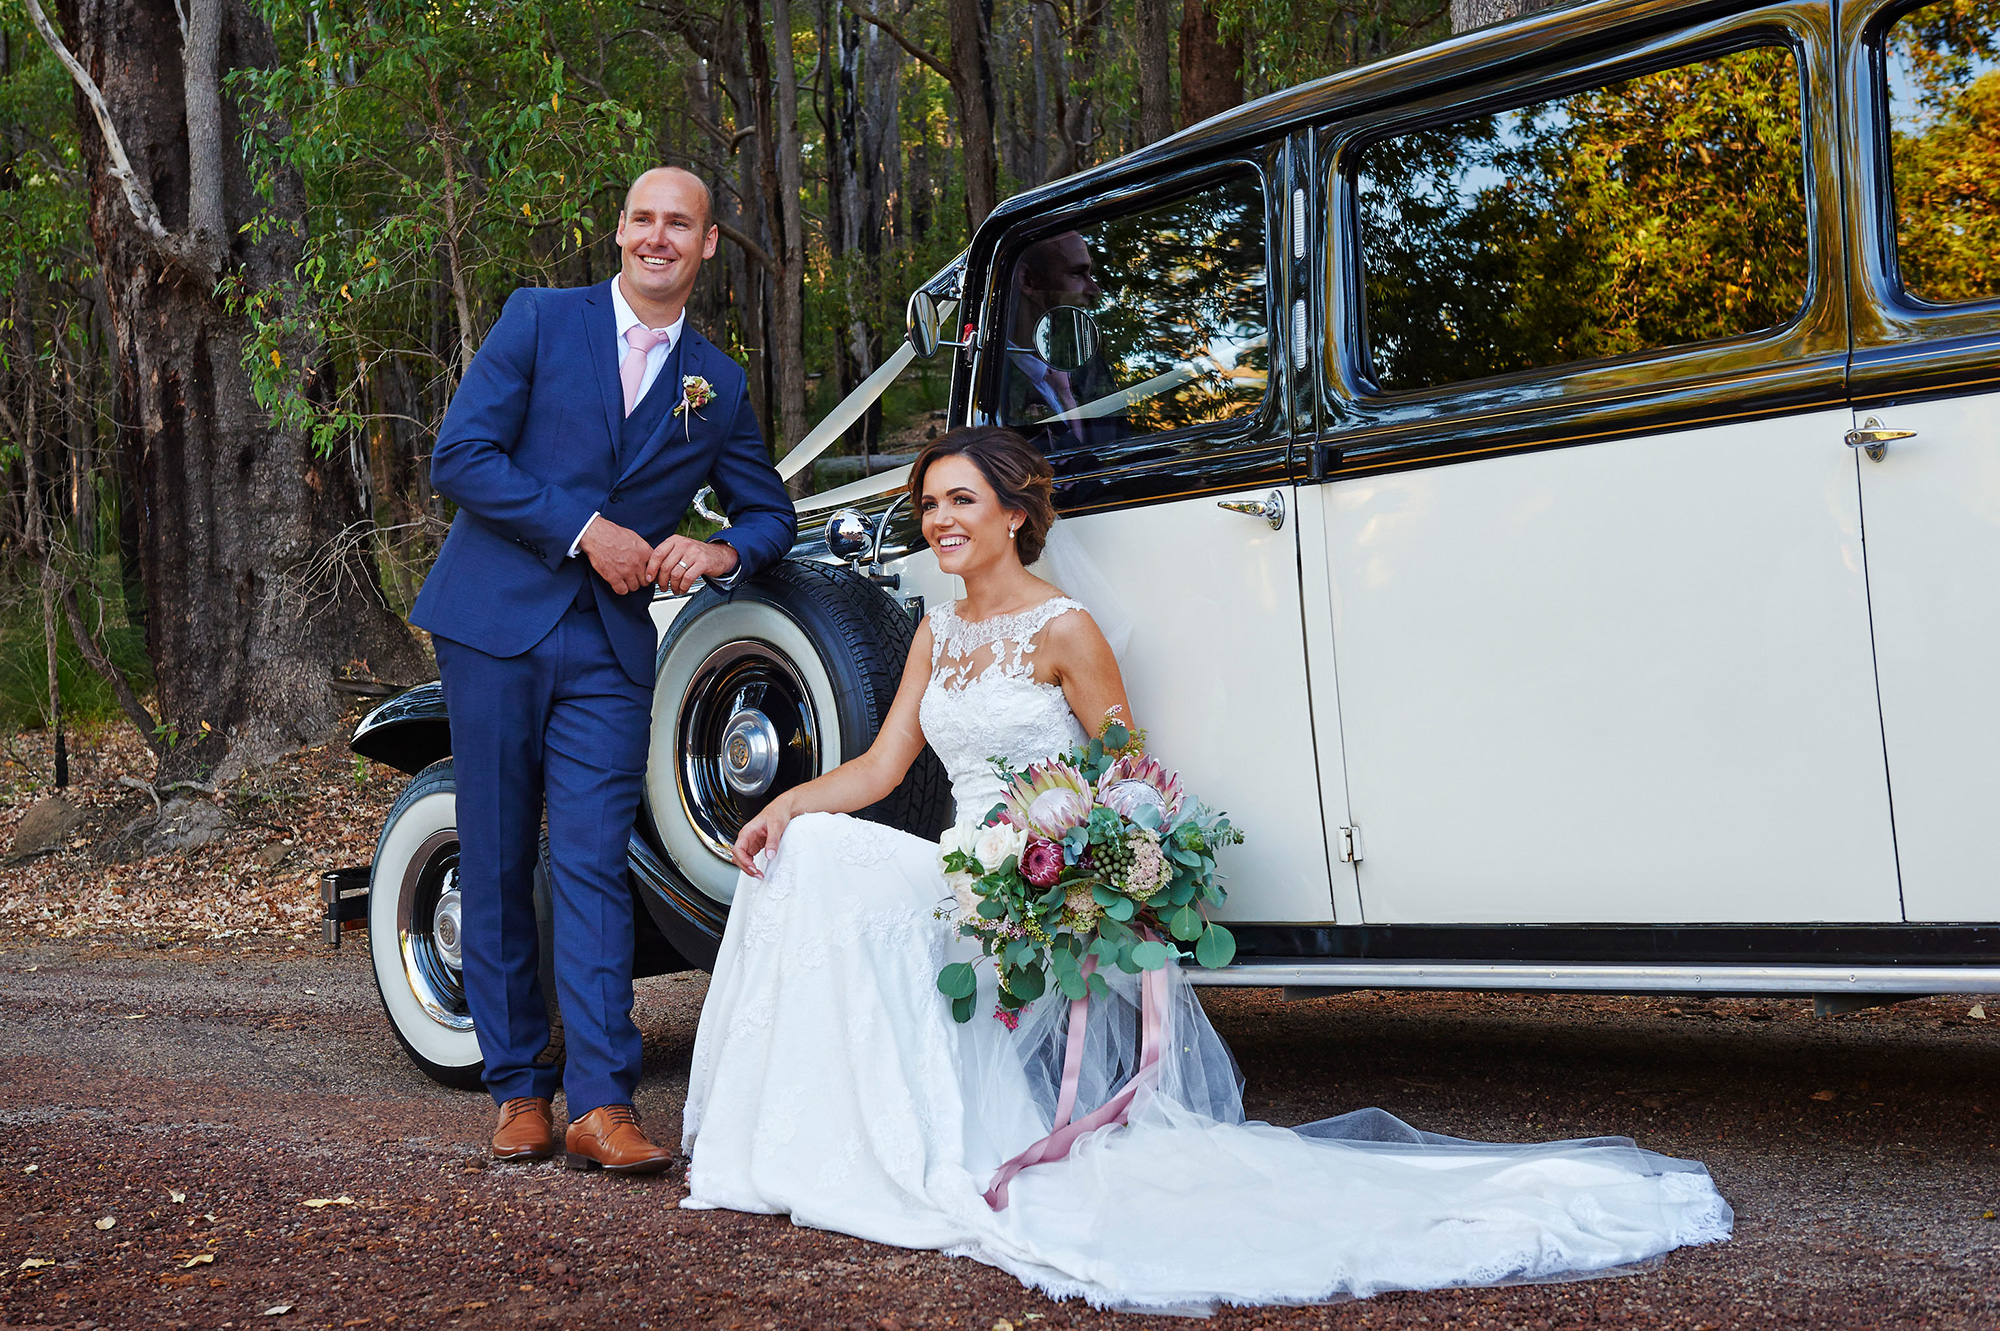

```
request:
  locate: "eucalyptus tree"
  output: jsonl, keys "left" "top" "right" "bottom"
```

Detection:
{"left": 19, "top": 0, "right": 425, "bottom": 779}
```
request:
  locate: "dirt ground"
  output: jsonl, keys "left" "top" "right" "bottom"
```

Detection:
{"left": 0, "top": 933, "right": 1996, "bottom": 1331}
{"left": 2, "top": 724, "right": 1998, "bottom": 1328}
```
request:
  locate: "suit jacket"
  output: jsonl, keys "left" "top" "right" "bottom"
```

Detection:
{"left": 412, "top": 280, "right": 797, "bottom": 688}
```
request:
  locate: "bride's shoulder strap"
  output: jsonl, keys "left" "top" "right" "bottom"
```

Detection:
{"left": 1022, "top": 595, "right": 1088, "bottom": 639}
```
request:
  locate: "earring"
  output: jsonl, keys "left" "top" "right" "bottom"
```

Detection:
{"left": 1009, "top": 527, "right": 1018, "bottom": 538}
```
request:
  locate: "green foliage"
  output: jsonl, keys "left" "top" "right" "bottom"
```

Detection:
{"left": 1888, "top": 0, "right": 2000, "bottom": 304}
{"left": 227, "top": 0, "right": 654, "bottom": 456}
{"left": 1359, "top": 45, "right": 1811, "bottom": 390}
{"left": 0, "top": 571, "right": 151, "bottom": 731}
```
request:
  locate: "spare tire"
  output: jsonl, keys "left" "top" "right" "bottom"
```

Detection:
{"left": 639, "top": 560, "right": 953, "bottom": 967}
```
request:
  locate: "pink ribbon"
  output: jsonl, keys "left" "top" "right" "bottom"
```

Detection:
{"left": 982, "top": 945, "right": 1170, "bottom": 1210}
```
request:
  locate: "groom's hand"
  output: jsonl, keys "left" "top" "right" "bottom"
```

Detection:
{"left": 649, "top": 534, "right": 740, "bottom": 595}
{"left": 577, "top": 516, "right": 655, "bottom": 595}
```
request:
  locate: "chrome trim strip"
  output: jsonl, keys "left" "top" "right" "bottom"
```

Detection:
{"left": 1185, "top": 960, "right": 2000, "bottom": 993}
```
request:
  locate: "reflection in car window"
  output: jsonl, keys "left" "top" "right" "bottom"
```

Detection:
{"left": 1885, "top": 0, "right": 2000, "bottom": 305}
{"left": 996, "top": 174, "right": 1268, "bottom": 454}
{"left": 1355, "top": 47, "right": 1809, "bottom": 393}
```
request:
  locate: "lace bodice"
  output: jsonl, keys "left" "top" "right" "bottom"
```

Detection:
{"left": 917, "top": 597, "right": 1090, "bottom": 824}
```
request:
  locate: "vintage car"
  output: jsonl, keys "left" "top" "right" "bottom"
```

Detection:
{"left": 332, "top": 0, "right": 2000, "bottom": 1088}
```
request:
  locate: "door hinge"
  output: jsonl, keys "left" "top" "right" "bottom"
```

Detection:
{"left": 1337, "top": 825, "right": 1363, "bottom": 863}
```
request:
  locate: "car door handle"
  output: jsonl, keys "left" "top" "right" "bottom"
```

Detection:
{"left": 1218, "top": 490, "right": 1285, "bottom": 530}
{"left": 1845, "top": 417, "right": 1916, "bottom": 462}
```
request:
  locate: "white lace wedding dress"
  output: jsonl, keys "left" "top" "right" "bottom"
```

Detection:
{"left": 681, "top": 596, "right": 1731, "bottom": 1312}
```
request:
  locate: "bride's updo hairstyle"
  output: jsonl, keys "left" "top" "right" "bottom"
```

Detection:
{"left": 908, "top": 427, "right": 1057, "bottom": 565}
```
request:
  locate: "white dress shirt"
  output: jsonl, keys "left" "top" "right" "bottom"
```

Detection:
{"left": 568, "top": 279, "right": 687, "bottom": 558}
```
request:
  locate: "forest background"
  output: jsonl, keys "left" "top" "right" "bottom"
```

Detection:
{"left": 0, "top": 0, "right": 1467, "bottom": 785}
{"left": 0, "top": 0, "right": 1990, "bottom": 791}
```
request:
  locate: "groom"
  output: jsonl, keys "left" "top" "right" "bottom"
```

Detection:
{"left": 412, "top": 167, "right": 795, "bottom": 1171}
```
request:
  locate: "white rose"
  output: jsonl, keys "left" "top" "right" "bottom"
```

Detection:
{"left": 973, "top": 822, "right": 1027, "bottom": 873}
{"left": 938, "top": 819, "right": 980, "bottom": 866}
{"left": 946, "top": 871, "right": 982, "bottom": 921}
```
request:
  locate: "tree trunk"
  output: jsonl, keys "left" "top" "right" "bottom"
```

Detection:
{"left": 13, "top": 276, "right": 68, "bottom": 786}
{"left": 1178, "top": 0, "right": 1242, "bottom": 128}
{"left": 768, "top": 0, "right": 810, "bottom": 454}
{"left": 56, "top": 0, "right": 424, "bottom": 779}
{"left": 1450, "top": 0, "right": 1562, "bottom": 31}
{"left": 1136, "top": 0, "right": 1176, "bottom": 146}
{"left": 945, "top": 0, "right": 997, "bottom": 227}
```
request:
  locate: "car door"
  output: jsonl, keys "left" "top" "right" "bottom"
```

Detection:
{"left": 1303, "top": 7, "right": 1906, "bottom": 924}
{"left": 1842, "top": 0, "right": 2000, "bottom": 924}
{"left": 978, "top": 160, "right": 1337, "bottom": 927}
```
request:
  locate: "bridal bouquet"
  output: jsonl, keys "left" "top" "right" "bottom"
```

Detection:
{"left": 934, "top": 718, "right": 1242, "bottom": 1024}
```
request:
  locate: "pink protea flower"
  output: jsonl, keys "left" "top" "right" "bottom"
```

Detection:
{"left": 1019, "top": 836, "right": 1065, "bottom": 888}
{"left": 1097, "top": 752, "right": 1185, "bottom": 825}
{"left": 1004, "top": 760, "right": 1095, "bottom": 840}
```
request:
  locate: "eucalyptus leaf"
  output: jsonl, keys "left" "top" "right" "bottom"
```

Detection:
{"left": 1091, "top": 884, "right": 1122, "bottom": 907}
{"left": 937, "top": 961, "right": 978, "bottom": 999}
{"left": 1169, "top": 905, "right": 1204, "bottom": 941}
{"left": 1195, "top": 922, "right": 1238, "bottom": 969}
{"left": 1103, "top": 895, "right": 1136, "bottom": 922}
{"left": 1129, "top": 940, "right": 1170, "bottom": 969}
{"left": 951, "top": 992, "right": 976, "bottom": 1024}
{"left": 1103, "top": 722, "right": 1130, "bottom": 749}
{"left": 1011, "top": 965, "right": 1047, "bottom": 1001}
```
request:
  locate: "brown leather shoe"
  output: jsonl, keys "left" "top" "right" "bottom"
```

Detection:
{"left": 491, "top": 1096, "right": 555, "bottom": 1162}
{"left": 563, "top": 1104, "right": 674, "bottom": 1175}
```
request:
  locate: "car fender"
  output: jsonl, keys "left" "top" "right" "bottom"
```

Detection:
{"left": 350, "top": 681, "right": 451, "bottom": 775}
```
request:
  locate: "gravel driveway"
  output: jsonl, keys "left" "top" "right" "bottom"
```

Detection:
{"left": 1, "top": 936, "right": 1995, "bottom": 1329}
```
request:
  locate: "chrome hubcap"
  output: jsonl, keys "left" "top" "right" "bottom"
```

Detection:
{"left": 677, "top": 640, "right": 821, "bottom": 860}
{"left": 720, "top": 710, "right": 782, "bottom": 797}
{"left": 396, "top": 833, "right": 473, "bottom": 1031}
{"left": 432, "top": 886, "right": 463, "bottom": 970}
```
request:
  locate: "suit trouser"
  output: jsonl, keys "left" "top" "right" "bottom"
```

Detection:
{"left": 434, "top": 603, "right": 651, "bottom": 1113}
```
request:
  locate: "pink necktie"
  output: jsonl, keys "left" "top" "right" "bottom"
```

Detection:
{"left": 620, "top": 325, "right": 666, "bottom": 417}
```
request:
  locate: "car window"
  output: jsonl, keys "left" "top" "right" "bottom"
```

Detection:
{"left": 1354, "top": 45, "right": 1810, "bottom": 393}
{"left": 994, "top": 173, "right": 1269, "bottom": 455}
{"left": 1883, "top": 0, "right": 2000, "bottom": 306}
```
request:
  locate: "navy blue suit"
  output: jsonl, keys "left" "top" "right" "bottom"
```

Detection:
{"left": 414, "top": 279, "right": 795, "bottom": 1113}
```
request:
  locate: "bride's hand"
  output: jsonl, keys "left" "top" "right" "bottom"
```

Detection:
{"left": 732, "top": 798, "right": 793, "bottom": 877}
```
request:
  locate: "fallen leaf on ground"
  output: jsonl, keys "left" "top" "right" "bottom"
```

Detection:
{"left": 18, "top": 1258, "right": 53, "bottom": 1270}
{"left": 94, "top": 1217, "right": 116, "bottom": 1230}
{"left": 122, "top": 1013, "right": 147, "bottom": 1020}
{"left": 302, "top": 1195, "right": 355, "bottom": 1209}
{"left": 169, "top": 1190, "right": 185, "bottom": 1203}
{"left": 22, "top": 966, "right": 35, "bottom": 972}
{"left": 1971, "top": 1004, "right": 1988, "bottom": 1020}
{"left": 262, "top": 1306, "right": 294, "bottom": 1317}
{"left": 181, "top": 1253, "right": 215, "bottom": 1268}
{"left": 1811, "top": 1090, "right": 1837, "bottom": 1102}
{"left": 22, "top": 1164, "right": 36, "bottom": 1174}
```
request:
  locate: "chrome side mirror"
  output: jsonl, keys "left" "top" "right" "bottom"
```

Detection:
{"left": 823, "top": 508, "right": 873, "bottom": 563}
{"left": 907, "top": 290, "right": 942, "bottom": 359}
{"left": 1033, "top": 305, "right": 1099, "bottom": 374}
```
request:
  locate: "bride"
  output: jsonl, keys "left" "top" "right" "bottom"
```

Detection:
{"left": 680, "top": 426, "right": 1731, "bottom": 1311}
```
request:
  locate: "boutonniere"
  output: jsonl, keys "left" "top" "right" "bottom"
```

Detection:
{"left": 672, "top": 375, "right": 716, "bottom": 438}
